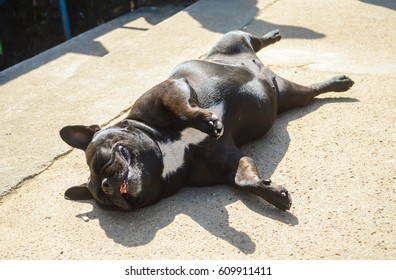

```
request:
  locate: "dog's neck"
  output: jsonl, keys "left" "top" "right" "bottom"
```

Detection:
{"left": 123, "top": 119, "right": 162, "bottom": 139}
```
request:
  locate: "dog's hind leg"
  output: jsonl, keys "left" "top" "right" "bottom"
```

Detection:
{"left": 197, "top": 144, "right": 291, "bottom": 210}
{"left": 250, "top": 29, "right": 282, "bottom": 52}
{"left": 232, "top": 156, "right": 292, "bottom": 211}
{"left": 271, "top": 73, "right": 354, "bottom": 114}
{"left": 205, "top": 30, "right": 281, "bottom": 59}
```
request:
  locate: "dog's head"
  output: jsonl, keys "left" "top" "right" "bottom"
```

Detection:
{"left": 60, "top": 120, "right": 164, "bottom": 210}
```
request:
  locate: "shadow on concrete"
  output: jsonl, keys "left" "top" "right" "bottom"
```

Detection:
{"left": 245, "top": 97, "right": 359, "bottom": 181}
{"left": 359, "top": 0, "right": 396, "bottom": 11}
{"left": 244, "top": 19, "right": 325, "bottom": 40}
{"left": 186, "top": 0, "right": 325, "bottom": 39}
{"left": 72, "top": 96, "right": 358, "bottom": 255}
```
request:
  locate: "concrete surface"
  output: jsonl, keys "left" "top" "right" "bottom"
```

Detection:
{"left": 0, "top": 0, "right": 395, "bottom": 259}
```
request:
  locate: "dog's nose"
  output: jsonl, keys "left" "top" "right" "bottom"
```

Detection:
{"left": 102, "top": 178, "right": 113, "bottom": 195}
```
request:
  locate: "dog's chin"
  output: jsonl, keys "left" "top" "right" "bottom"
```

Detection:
{"left": 104, "top": 178, "right": 142, "bottom": 211}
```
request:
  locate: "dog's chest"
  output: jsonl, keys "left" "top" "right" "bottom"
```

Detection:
{"left": 157, "top": 103, "right": 224, "bottom": 179}
{"left": 158, "top": 128, "right": 207, "bottom": 179}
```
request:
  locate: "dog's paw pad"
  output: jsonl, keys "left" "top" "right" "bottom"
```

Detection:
{"left": 209, "top": 118, "right": 224, "bottom": 138}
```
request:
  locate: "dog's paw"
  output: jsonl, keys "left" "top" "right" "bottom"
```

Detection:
{"left": 264, "top": 29, "right": 282, "bottom": 44}
{"left": 208, "top": 113, "right": 224, "bottom": 139}
{"left": 262, "top": 183, "right": 292, "bottom": 211}
{"left": 327, "top": 75, "right": 354, "bottom": 92}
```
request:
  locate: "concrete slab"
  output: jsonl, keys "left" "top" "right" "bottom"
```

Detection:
{"left": 0, "top": 0, "right": 395, "bottom": 260}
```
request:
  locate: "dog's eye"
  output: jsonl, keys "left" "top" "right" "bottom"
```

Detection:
{"left": 119, "top": 146, "right": 131, "bottom": 162}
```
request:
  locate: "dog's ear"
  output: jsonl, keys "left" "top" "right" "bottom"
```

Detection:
{"left": 59, "top": 125, "right": 100, "bottom": 151}
{"left": 64, "top": 184, "right": 93, "bottom": 200}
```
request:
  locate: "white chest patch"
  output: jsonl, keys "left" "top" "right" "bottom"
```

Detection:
{"left": 158, "top": 103, "right": 225, "bottom": 179}
{"left": 158, "top": 128, "right": 207, "bottom": 179}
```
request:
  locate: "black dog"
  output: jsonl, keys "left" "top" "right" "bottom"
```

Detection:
{"left": 60, "top": 30, "right": 353, "bottom": 211}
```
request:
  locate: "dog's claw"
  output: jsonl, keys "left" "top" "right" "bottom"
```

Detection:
{"left": 214, "top": 120, "right": 224, "bottom": 138}
{"left": 263, "top": 179, "right": 272, "bottom": 185}
{"left": 207, "top": 113, "right": 224, "bottom": 138}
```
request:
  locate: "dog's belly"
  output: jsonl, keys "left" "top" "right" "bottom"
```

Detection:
{"left": 170, "top": 60, "right": 277, "bottom": 146}
{"left": 158, "top": 103, "right": 225, "bottom": 182}
{"left": 225, "top": 78, "right": 277, "bottom": 146}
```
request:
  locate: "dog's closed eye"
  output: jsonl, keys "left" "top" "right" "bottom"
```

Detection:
{"left": 119, "top": 146, "right": 131, "bottom": 162}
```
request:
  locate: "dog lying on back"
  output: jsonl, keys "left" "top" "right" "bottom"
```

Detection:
{"left": 60, "top": 30, "right": 353, "bottom": 211}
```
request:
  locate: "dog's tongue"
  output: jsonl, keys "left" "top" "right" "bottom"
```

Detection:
{"left": 120, "top": 181, "right": 128, "bottom": 194}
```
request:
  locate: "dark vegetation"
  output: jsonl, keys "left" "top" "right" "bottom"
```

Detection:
{"left": 0, "top": 0, "right": 194, "bottom": 71}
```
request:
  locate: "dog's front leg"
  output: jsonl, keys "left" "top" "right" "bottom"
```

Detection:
{"left": 128, "top": 78, "right": 223, "bottom": 138}
{"left": 160, "top": 78, "right": 224, "bottom": 138}
{"left": 185, "top": 106, "right": 224, "bottom": 139}
{"left": 234, "top": 156, "right": 292, "bottom": 211}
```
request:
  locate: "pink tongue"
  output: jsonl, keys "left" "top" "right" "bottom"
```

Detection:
{"left": 120, "top": 181, "right": 127, "bottom": 194}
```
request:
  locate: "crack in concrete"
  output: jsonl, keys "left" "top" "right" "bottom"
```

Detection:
{"left": 0, "top": 149, "right": 73, "bottom": 201}
{"left": 0, "top": 106, "right": 132, "bottom": 202}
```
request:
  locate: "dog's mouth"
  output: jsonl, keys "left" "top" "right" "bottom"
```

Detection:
{"left": 100, "top": 176, "right": 131, "bottom": 210}
{"left": 100, "top": 162, "right": 143, "bottom": 210}
{"left": 119, "top": 180, "right": 128, "bottom": 194}
{"left": 101, "top": 175, "right": 128, "bottom": 195}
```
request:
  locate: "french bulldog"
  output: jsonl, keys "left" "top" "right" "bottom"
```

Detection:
{"left": 60, "top": 30, "right": 354, "bottom": 211}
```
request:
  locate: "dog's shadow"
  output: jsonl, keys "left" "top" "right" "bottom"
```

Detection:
{"left": 76, "top": 97, "right": 358, "bottom": 254}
